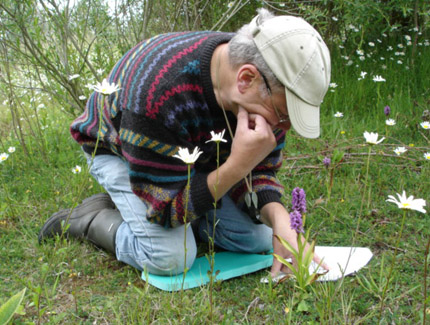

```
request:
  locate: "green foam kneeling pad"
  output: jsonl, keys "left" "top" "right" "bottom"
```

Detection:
{"left": 143, "top": 251, "right": 273, "bottom": 291}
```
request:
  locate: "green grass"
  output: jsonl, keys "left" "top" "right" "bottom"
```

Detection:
{"left": 1, "top": 38, "right": 430, "bottom": 323}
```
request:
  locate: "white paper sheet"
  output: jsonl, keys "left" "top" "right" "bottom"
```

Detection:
{"left": 261, "top": 246, "right": 373, "bottom": 283}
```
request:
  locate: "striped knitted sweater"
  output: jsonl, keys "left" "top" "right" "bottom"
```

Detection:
{"left": 71, "top": 31, "right": 286, "bottom": 228}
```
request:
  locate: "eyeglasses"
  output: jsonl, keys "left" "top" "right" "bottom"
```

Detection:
{"left": 259, "top": 72, "right": 290, "bottom": 124}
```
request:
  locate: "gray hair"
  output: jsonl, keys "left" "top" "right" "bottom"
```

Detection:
{"left": 228, "top": 8, "right": 284, "bottom": 95}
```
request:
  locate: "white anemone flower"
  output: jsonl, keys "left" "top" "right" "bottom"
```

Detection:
{"left": 68, "top": 74, "right": 80, "bottom": 81}
{"left": 92, "top": 79, "right": 121, "bottom": 95}
{"left": 373, "top": 75, "right": 386, "bottom": 82}
{"left": 385, "top": 119, "right": 396, "bottom": 126}
{"left": 424, "top": 152, "right": 430, "bottom": 160}
{"left": 0, "top": 153, "right": 9, "bottom": 162}
{"left": 8, "top": 147, "right": 16, "bottom": 153}
{"left": 79, "top": 95, "right": 87, "bottom": 100}
{"left": 173, "top": 147, "right": 203, "bottom": 165}
{"left": 206, "top": 129, "right": 227, "bottom": 143}
{"left": 72, "top": 165, "right": 82, "bottom": 174}
{"left": 420, "top": 121, "right": 430, "bottom": 129}
{"left": 334, "top": 112, "right": 343, "bottom": 118}
{"left": 393, "top": 147, "right": 407, "bottom": 156}
{"left": 386, "top": 191, "right": 426, "bottom": 213}
{"left": 363, "top": 131, "right": 385, "bottom": 145}
{"left": 358, "top": 71, "right": 367, "bottom": 80}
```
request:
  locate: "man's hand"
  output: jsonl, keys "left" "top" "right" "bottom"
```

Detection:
{"left": 206, "top": 107, "right": 276, "bottom": 200}
{"left": 228, "top": 106, "right": 276, "bottom": 178}
{"left": 260, "top": 202, "right": 329, "bottom": 276}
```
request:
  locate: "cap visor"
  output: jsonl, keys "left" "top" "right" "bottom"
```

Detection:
{"left": 285, "top": 87, "right": 320, "bottom": 138}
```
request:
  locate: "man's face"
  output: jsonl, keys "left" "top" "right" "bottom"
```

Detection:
{"left": 261, "top": 76, "right": 291, "bottom": 131}
{"left": 241, "top": 78, "right": 291, "bottom": 132}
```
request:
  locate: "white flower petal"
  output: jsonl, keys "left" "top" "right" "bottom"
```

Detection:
{"left": 363, "top": 131, "right": 384, "bottom": 145}
{"left": 0, "top": 153, "right": 9, "bottom": 162}
{"left": 420, "top": 121, "right": 430, "bottom": 129}
{"left": 68, "top": 74, "right": 80, "bottom": 81}
{"left": 206, "top": 129, "right": 227, "bottom": 143}
{"left": 373, "top": 75, "right": 386, "bottom": 82}
{"left": 386, "top": 191, "right": 426, "bottom": 213}
{"left": 173, "top": 146, "right": 203, "bottom": 164}
{"left": 92, "top": 79, "right": 121, "bottom": 95}
{"left": 385, "top": 119, "right": 396, "bottom": 126}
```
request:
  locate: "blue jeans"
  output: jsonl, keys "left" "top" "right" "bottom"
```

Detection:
{"left": 86, "top": 154, "right": 273, "bottom": 275}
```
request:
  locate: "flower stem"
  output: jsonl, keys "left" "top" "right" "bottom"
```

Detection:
{"left": 423, "top": 236, "right": 430, "bottom": 324}
{"left": 365, "top": 145, "right": 372, "bottom": 208}
{"left": 208, "top": 141, "right": 220, "bottom": 321}
{"left": 326, "top": 167, "right": 334, "bottom": 202}
{"left": 353, "top": 145, "right": 372, "bottom": 245}
{"left": 1, "top": 180, "right": 16, "bottom": 219}
{"left": 90, "top": 96, "right": 104, "bottom": 165}
{"left": 378, "top": 209, "right": 407, "bottom": 321}
{"left": 181, "top": 164, "right": 191, "bottom": 291}
{"left": 336, "top": 145, "right": 371, "bottom": 300}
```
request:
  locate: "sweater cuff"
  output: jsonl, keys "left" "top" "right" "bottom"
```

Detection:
{"left": 257, "top": 190, "right": 283, "bottom": 210}
{"left": 190, "top": 172, "right": 221, "bottom": 216}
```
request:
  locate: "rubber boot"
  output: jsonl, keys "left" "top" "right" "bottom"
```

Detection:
{"left": 38, "top": 193, "right": 122, "bottom": 254}
{"left": 86, "top": 208, "right": 123, "bottom": 254}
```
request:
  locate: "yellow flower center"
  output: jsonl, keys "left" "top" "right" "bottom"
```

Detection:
{"left": 401, "top": 203, "right": 410, "bottom": 208}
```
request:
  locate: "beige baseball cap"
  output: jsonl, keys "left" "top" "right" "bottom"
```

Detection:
{"left": 250, "top": 14, "right": 331, "bottom": 138}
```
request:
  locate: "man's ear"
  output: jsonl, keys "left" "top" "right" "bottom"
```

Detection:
{"left": 236, "top": 64, "right": 259, "bottom": 93}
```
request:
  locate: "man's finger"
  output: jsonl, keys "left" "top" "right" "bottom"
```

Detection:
{"left": 253, "top": 114, "right": 272, "bottom": 134}
{"left": 236, "top": 106, "right": 249, "bottom": 131}
{"left": 270, "top": 256, "right": 282, "bottom": 276}
{"left": 313, "top": 253, "right": 331, "bottom": 270}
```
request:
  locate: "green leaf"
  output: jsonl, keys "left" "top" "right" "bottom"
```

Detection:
{"left": 332, "top": 149, "right": 345, "bottom": 163}
{"left": 303, "top": 240, "right": 316, "bottom": 267}
{"left": 274, "top": 235, "right": 299, "bottom": 260}
{"left": 273, "top": 253, "right": 296, "bottom": 274}
{"left": 424, "top": 295, "right": 430, "bottom": 305}
{"left": 297, "top": 299, "right": 309, "bottom": 312}
{"left": 0, "top": 288, "right": 26, "bottom": 325}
